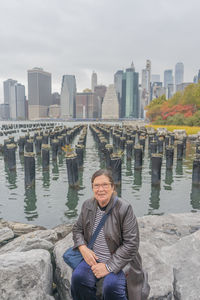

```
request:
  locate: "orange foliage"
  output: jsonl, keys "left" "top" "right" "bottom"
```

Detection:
{"left": 160, "top": 103, "right": 196, "bottom": 120}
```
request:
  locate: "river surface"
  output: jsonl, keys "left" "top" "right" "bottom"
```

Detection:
{"left": 0, "top": 121, "right": 199, "bottom": 228}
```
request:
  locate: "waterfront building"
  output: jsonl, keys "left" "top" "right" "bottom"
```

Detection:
{"left": 49, "top": 104, "right": 60, "bottom": 119}
{"left": 114, "top": 70, "right": 123, "bottom": 118}
{"left": 151, "top": 74, "right": 160, "bottom": 83}
{"left": 91, "top": 71, "right": 97, "bottom": 92}
{"left": 193, "top": 75, "right": 198, "bottom": 83}
{"left": 176, "top": 82, "right": 192, "bottom": 92}
{"left": 28, "top": 67, "right": 52, "bottom": 120}
{"left": 102, "top": 84, "right": 119, "bottom": 119}
{"left": 124, "top": 63, "right": 139, "bottom": 118}
{"left": 141, "top": 60, "right": 151, "bottom": 117}
{"left": 175, "top": 62, "right": 184, "bottom": 92}
{"left": 94, "top": 85, "right": 107, "bottom": 118}
{"left": 151, "top": 82, "right": 164, "bottom": 100}
{"left": 167, "top": 83, "right": 174, "bottom": 99}
{"left": 60, "top": 75, "right": 76, "bottom": 119}
{"left": 0, "top": 103, "right": 10, "bottom": 120}
{"left": 76, "top": 92, "right": 99, "bottom": 119}
{"left": 52, "top": 92, "right": 60, "bottom": 105}
{"left": 164, "top": 69, "right": 173, "bottom": 99}
{"left": 15, "top": 83, "right": 26, "bottom": 120}
{"left": 3, "top": 79, "right": 26, "bottom": 120}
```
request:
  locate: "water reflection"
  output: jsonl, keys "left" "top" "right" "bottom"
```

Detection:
{"left": 65, "top": 187, "right": 79, "bottom": 218}
{"left": 176, "top": 160, "right": 183, "bottom": 175}
{"left": 19, "top": 154, "right": 24, "bottom": 165}
{"left": 149, "top": 185, "right": 160, "bottom": 210}
{"left": 164, "top": 169, "right": 173, "bottom": 190}
{"left": 126, "top": 159, "right": 133, "bottom": 176}
{"left": 24, "top": 186, "right": 38, "bottom": 221}
{"left": 190, "top": 184, "right": 200, "bottom": 210}
{"left": 134, "top": 169, "right": 142, "bottom": 187}
{"left": 4, "top": 163, "right": 17, "bottom": 189}
{"left": 42, "top": 170, "right": 50, "bottom": 188}
{"left": 52, "top": 161, "right": 59, "bottom": 180}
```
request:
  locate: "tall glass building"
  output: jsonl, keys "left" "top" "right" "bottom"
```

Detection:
{"left": 28, "top": 67, "right": 52, "bottom": 119}
{"left": 124, "top": 67, "right": 139, "bottom": 118}
{"left": 60, "top": 75, "right": 76, "bottom": 119}
{"left": 175, "top": 62, "right": 184, "bottom": 91}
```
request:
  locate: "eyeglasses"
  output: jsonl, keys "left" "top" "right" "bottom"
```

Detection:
{"left": 93, "top": 183, "right": 111, "bottom": 190}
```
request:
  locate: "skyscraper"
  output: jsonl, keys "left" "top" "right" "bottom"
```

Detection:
{"left": 60, "top": 75, "right": 76, "bottom": 119}
{"left": 123, "top": 64, "right": 139, "bottom": 118}
{"left": 102, "top": 84, "right": 119, "bottom": 119}
{"left": 3, "top": 79, "right": 26, "bottom": 120}
{"left": 28, "top": 67, "right": 52, "bottom": 119}
{"left": 91, "top": 71, "right": 97, "bottom": 92}
{"left": 164, "top": 69, "right": 174, "bottom": 99}
{"left": 114, "top": 70, "right": 123, "bottom": 117}
{"left": 175, "top": 62, "right": 184, "bottom": 91}
{"left": 141, "top": 60, "right": 151, "bottom": 117}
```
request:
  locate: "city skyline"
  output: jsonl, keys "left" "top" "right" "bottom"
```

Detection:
{"left": 0, "top": 0, "right": 200, "bottom": 102}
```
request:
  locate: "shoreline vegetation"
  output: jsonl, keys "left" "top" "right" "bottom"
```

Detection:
{"left": 146, "top": 124, "right": 200, "bottom": 135}
{"left": 145, "top": 81, "right": 200, "bottom": 127}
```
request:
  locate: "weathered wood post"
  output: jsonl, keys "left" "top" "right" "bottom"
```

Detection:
{"left": 151, "top": 154, "right": 162, "bottom": 185}
{"left": 110, "top": 153, "right": 122, "bottom": 185}
{"left": 42, "top": 144, "right": 50, "bottom": 170}
{"left": 166, "top": 146, "right": 174, "bottom": 169}
{"left": 134, "top": 144, "right": 143, "bottom": 169}
{"left": 66, "top": 153, "right": 79, "bottom": 187}
{"left": 7, "top": 144, "right": 17, "bottom": 170}
{"left": 24, "top": 152, "right": 35, "bottom": 186}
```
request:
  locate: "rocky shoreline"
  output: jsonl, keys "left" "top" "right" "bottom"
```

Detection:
{"left": 0, "top": 212, "right": 200, "bottom": 300}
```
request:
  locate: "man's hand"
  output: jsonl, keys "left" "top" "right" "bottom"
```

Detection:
{"left": 91, "top": 263, "right": 110, "bottom": 278}
{"left": 78, "top": 245, "right": 98, "bottom": 266}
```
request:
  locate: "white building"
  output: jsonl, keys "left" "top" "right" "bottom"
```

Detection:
{"left": 91, "top": 71, "right": 97, "bottom": 92}
{"left": 102, "top": 84, "right": 119, "bottom": 119}
{"left": 60, "top": 75, "right": 76, "bottom": 119}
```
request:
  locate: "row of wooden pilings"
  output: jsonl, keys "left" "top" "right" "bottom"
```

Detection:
{"left": 0, "top": 124, "right": 87, "bottom": 187}
{"left": 89, "top": 123, "right": 200, "bottom": 186}
{"left": 0, "top": 122, "right": 57, "bottom": 136}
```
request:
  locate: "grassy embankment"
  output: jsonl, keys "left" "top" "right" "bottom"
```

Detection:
{"left": 146, "top": 125, "right": 200, "bottom": 135}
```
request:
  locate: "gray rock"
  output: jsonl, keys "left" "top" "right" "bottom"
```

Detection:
{"left": 138, "top": 212, "right": 200, "bottom": 248}
{"left": 0, "top": 227, "right": 14, "bottom": 243}
{"left": 161, "top": 230, "right": 200, "bottom": 300}
{"left": 53, "top": 233, "right": 73, "bottom": 300}
{"left": 0, "top": 249, "right": 54, "bottom": 300}
{"left": 0, "top": 229, "right": 58, "bottom": 254}
{"left": 52, "top": 223, "right": 73, "bottom": 240}
{"left": 140, "top": 241, "right": 174, "bottom": 299}
{"left": 0, "top": 218, "right": 46, "bottom": 236}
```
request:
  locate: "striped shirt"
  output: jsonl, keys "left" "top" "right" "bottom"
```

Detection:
{"left": 92, "top": 206, "right": 111, "bottom": 263}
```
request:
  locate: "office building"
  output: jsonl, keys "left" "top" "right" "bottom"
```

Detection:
{"left": 141, "top": 60, "right": 151, "bottom": 117}
{"left": 175, "top": 62, "right": 184, "bottom": 91}
{"left": 52, "top": 92, "right": 60, "bottom": 105}
{"left": 3, "top": 79, "right": 26, "bottom": 120}
{"left": 76, "top": 92, "right": 99, "bottom": 119}
{"left": 151, "top": 74, "right": 160, "bottom": 83}
{"left": 94, "top": 85, "right": 107, "bottom": 118}
{"left": 176, "top": 82, "right": 192, "bottom": 92}
{"left": 102, "top": 84, "right": 119, "bottom": 119}
{"left": 28, "top": 67, "right": 52, "bottom": 119}
{"left": 60, "top": 75, "right": 76, "bottom": 119}
{"left": 16, "top": 83, "right": 26, "bottom": 120}
{"left": 114, "top": 70, "right": 123, "bottom": 117}
{"left": 91, "top": 71, "right": 97, "bottom": 92}
{"left": 124, "top": 64, "right": 139, "bottom": 118}
{"left": 151, "top": 82, "right": 164, "bottom": 100}
{"left": 164, "top": 69, "right": 174, "bottom": 99}
{"left": 0, "top": 104, "right": 10, "bottom": 120}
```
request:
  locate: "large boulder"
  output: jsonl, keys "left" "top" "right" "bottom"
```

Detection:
{"left": 0, "top": 218, "right": 45, "bottom": 236}
{"left": 0, "top": 227, "right": 14, "bottom": 243}
{"left": 53, "top": 232, "right": 73, "bottom": 300}
{"left": 0, "top": 229, "right": 58, "bottom": 254}
{"left": 0, "top": 249, "right": 54, "bottom": 300}
{"left": 161, "top": 230, "right": 200, "bottom": 300}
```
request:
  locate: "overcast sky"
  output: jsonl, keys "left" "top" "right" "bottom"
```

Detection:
{"left": 0, "top": 0, "right": 200, "bottom": 102}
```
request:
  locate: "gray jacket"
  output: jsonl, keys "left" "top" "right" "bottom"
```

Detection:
{"left": 73, "top": 195, "right": 144, "bottom": 300}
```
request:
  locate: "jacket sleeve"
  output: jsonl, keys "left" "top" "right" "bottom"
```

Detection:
{"left": 106, "top": 204, "right": 140, "bottom": 274}
{"left": 72, "top": 202, "right": 87, "bottom": 249}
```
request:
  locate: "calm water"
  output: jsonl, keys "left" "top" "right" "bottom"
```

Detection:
{"left": 0, "top": 121, "right": 200, "bottom": 228}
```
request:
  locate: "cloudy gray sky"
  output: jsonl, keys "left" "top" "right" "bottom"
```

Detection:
{"left": 0, "top": 0, "right": 200, "bottom": 102}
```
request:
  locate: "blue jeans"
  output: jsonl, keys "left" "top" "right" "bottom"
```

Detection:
{"left": 71, "top": 260, "right": 127, "bottom": 300}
